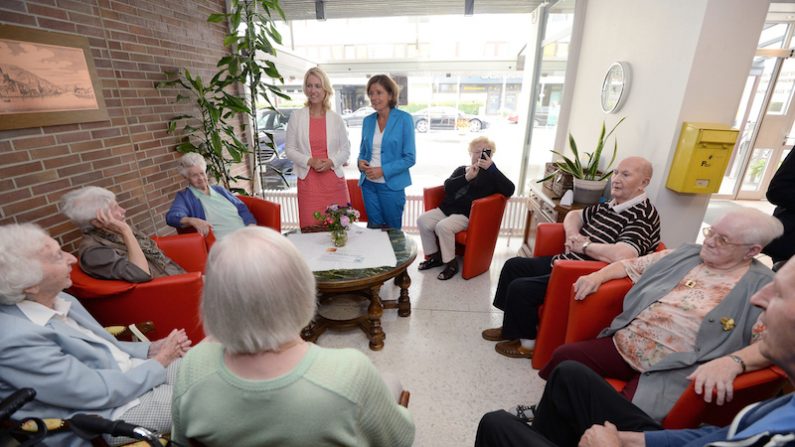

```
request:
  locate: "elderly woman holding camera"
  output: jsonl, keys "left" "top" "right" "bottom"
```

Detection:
{"left": 171, "top": 227, "right": 415, "bottom": 446}
{"left": 165, "top": 153, "right": 256, "bottom": 239}
{"left": 416, "top": 136, "right": 515, "bottom": 280}
{"left": 61, "top": 186, "right": 184, "bottom": 282}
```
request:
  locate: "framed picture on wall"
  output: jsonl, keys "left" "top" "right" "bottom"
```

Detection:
{"left": 0, "top": 24, "right": 108, "bottom": 131}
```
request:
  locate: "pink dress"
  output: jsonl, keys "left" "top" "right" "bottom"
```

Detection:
{"left": 297, "top": 115, "right": 351, "bottom": 228}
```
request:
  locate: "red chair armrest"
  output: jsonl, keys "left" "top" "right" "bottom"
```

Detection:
{"left": 533, "top": 223, "right": 566, "bottom": 257}
{"left": 68, "top": 268, "right": 135, "bottom": 299}
{"left": 662, "top": 366, "right": 788, "bottom": 429}
{"left": 565, "top": 277, "right": 633, "bottom": 343}
{"left": 532, "top": 259, "right": 607, "bottom": 369}
{"left": 78, "top": 271, "right": 205, "bottom": 342}
{"left": 423, "top": 185, "right": 446, "bottom": 211}
{"left": 237, "top": 195, "right": 281, "bottom": 232}
{"left": 151, "top": 233, "right": 207, "bottom": 273}
{"left": 459, "top": 193, "right": 508, "bottom": 279}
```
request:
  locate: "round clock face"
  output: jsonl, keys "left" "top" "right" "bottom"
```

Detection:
{"left": 601, "top": 62, "right": 630, "bottom": 113}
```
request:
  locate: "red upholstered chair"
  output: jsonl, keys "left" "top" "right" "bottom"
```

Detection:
{"left": 176, "top": 194, "right": 281, "bottom": 250}
{"left": 346, "top": 178, "right": 368, "bottom": 223}
{"left": 423, "top": 185, "right": 508, "bottom": 280}
{"left": 67, "top": 233, "right": 207, "bottom": 343}
{"left": 531, "top": 223, "right": 666, "bottom": 370}
{"left": 236, "top": 194, "right": 281, "bottom": 232}
{"left": 565, "top": 277, "right": 788, "bottom": 429}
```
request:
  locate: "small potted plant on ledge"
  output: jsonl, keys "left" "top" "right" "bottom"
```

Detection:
{"left": 314, "top": 204, "right": 361, "bottom": 247}
{"left": 540, "top": 117, "right": 626, "bottom": 204}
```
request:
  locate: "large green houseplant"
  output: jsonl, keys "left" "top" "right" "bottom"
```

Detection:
{"left": 158, "top": 0, "right": 288, "bottom": 192}
{"left": 540, "top": 117, "right": 626, "bottom": 204}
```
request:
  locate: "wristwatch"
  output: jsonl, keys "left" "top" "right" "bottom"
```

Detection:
{"left": 582, "top": 241, "right": 592, "bottom": 253}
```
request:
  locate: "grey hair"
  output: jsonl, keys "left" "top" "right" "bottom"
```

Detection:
{"left": 201, "top": 226, "right": 317, "bottom": 354}
{"left": 468, "top": 136, "right": 497, "bottom": 155}
{"left": 178, "top": 153, "right": 207, "bottom": 178}
{"left": 60, "top": 186, "right": 116, "bottom": 231}
{"left": 722, "top": 207, "right": 784, "bottom": 246}
{"left": 0, "top": 224, "right": 50, "bottom": 304}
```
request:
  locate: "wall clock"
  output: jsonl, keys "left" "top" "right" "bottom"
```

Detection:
{"left": 601, "top": 61, "right": 631, "bottom": 113}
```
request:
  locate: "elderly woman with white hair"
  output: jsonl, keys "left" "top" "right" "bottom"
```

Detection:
{"left": 416, "top": 136, "right": 515, "bottom": 280}
{"left": 61, "top": 186, "right": 184, "bottom": 282}
{"left": 171, "top": 226, "right": 415, "bottom": 446}
{"left": 165, "top": 153, "right": 256, "bottom": 239}
{"left": 0, "top": 223, "right": 191, "bottom": 446}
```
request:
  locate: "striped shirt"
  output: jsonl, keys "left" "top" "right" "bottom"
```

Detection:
{"left": 553, "top": 198, "right": 660, "bottom": 262}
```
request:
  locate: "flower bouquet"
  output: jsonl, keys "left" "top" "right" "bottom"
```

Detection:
{"left": 313, "top": 204, "right": 361, "bottom": 247}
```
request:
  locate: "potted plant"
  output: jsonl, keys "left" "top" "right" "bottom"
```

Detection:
{"left": 158, "top": 0, "right": 288, "bottom": 193}
{"left": 540, "top": 117, "right": 626, "bottom": 204}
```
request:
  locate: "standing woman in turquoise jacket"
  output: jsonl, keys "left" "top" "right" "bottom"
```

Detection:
{"left": 357, "top": 74, "right": 416, "bottom": 229}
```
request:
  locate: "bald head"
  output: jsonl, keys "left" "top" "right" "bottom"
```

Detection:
{"left": 611, "top": 156, "right": 653, "bottom": 204}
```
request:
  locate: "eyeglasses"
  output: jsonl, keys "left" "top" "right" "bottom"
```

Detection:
{"left": 702, "top": 227, "right": 753, "bottom": 247}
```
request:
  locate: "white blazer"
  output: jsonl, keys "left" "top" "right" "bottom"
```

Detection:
{"left": 285, "top": 107, "right": 351, "bottom": 179}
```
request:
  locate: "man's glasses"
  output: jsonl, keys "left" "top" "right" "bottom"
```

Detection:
{"left": 702, "top": 227, "right": 753, "bottom": 247}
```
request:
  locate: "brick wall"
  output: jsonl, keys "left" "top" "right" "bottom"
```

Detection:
{"left": 0, "top": 0, "right": 252, "bottom": 253}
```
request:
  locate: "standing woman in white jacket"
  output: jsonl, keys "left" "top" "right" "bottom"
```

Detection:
{"left": 285, "top": 67, "right": 352, "bottom": 228}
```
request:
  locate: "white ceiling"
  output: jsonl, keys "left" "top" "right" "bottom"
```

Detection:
{"left": 278, "top": 0, "right": 547, "bottom": 21}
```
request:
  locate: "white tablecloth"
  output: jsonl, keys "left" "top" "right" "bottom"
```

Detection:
{"left": 286, "top": 224, "right": 398, "bottom": 272}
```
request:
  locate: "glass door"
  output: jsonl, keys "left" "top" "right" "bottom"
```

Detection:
{"left": 717, "top": 21, "right": 795, "bottom": 200}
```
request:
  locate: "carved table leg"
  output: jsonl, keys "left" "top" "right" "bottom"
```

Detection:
{"left": 395, "top": 270, "right": 412, "bottom": 317}
{"left": 367, "top": 283, "right": 385, "bottom": 350}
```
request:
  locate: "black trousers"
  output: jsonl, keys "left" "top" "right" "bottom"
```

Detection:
{"left": 474, "top": 361, "right": 662, "bottom": 447}
{"left": 492, "top": 256, "right": 554, "bottom": 340}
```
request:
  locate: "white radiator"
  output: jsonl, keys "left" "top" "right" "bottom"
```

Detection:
{"left": 261, "top": 189, "right": 527, "bottom": 237}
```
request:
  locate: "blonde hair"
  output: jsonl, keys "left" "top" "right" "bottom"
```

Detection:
{"left": 303, "top": 67, "right": 333, "bottom": 111}
{"left": 468, "top": 136, "right": 496, "bottom": 155}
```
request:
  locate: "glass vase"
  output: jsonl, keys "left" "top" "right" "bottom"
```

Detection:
{"left": 330, "top": 228, "right": 348, "bottom": 247}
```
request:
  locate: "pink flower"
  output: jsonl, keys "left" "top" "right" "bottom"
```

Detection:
{"left": 340, "top": 215, "right": 350, "bottom": 227}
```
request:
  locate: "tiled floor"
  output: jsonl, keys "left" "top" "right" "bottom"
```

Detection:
{"left": 314, "top": 234, "right": 544, "bottom": 447}
{"left": 313, "top": 198, "right": 778, "bottom": 446}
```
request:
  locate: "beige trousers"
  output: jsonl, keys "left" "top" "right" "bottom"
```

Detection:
{"left": 417, "top": 208, "right": 469, "bottom": 263}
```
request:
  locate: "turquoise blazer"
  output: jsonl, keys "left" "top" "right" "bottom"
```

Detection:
{"left": 358, "top": 107, "right": 416, "bottom": 191}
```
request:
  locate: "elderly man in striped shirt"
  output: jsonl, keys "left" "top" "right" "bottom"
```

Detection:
{"left": 482, "top": 156, "right": 660, "bottom": 359}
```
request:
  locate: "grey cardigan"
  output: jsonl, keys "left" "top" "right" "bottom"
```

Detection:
{"left": 599, "top": 244, "right": 773, "bottom": 421}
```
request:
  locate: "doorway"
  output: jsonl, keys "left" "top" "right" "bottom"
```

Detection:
{"left": 716, "top": 20, "right": 795, "bottom": 200}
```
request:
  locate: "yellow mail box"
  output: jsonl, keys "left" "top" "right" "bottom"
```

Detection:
{"left": 666, "top": 122, "right": 739, "bottom": 194}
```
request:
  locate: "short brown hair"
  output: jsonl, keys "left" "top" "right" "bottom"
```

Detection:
{"left": 366, "top": 74, "right": 399, "bottom": 108}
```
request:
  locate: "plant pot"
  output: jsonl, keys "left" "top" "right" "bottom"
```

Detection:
{"left": 330, "top": 228, "right": 348, "bottom": 247}
{"left": 573, "top": 178, "right": 607, "bottom": 205}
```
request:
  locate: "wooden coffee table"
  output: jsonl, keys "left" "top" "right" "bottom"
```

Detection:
{"left": 300, "top": 228, "right": 417, "bottom": 351}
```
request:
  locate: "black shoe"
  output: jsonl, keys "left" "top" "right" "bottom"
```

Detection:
{"left": 418, "top": 253, "right": 443, "bottom": 270}
{"left": 437, "top": 261, "right": 458, "bottom": 280}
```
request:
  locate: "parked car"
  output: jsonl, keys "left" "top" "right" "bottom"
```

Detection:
{"left": 256, "top": 108, "right": 297, "bottom": 178}
{"left": 411, "top": 106, "right": 490, "bottom": 133}
{"left": 342, "top": 106, "right": 375, "bottom": 127}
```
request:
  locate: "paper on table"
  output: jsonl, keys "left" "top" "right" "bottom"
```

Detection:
{"left": 286, "top": 225, "right": 398, "bottom": 272}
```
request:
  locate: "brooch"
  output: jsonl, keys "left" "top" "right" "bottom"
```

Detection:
{"left": 720, "top": 317, "right": 736, "bottom": 332}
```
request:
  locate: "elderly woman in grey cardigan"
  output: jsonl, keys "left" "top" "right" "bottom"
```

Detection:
{"left": 540, "top": 208, "right": 784, "bottom": 421}
{"left": 61, "top": 186, "right": 184, "bottom": 282}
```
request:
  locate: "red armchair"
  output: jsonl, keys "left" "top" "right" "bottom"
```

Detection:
{"left": 67, "top": 232, "right": 207, "bottom": 343}
{"left": 565, "top": 277, "right": 788, "bottom": 428}
{"left": 423, "top": 185, "right": 508, "bottom": 279}
{"left": 346, "top": 178, "right": 368, "bottom": 223}
{"left": 177, "top": 194, "right": 281, "bottom": 249}
{"left": 531, "top": 223, "right": 666, "bottom": 370}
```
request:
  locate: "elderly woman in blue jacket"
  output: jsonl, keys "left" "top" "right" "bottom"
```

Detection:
{"left": 166, "top": 153, "right": 255, "bottom": 239}
{"left": 357, "top": 74, "right": 416, "bottom": 229}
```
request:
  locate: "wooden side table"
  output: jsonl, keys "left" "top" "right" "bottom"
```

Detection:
{"left": 519, "top": 186, "right": 583, "bottom": 257}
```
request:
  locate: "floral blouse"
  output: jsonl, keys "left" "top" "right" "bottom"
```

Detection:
{"left": 614, "top": 250, "right": 765, "bottom": 372}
